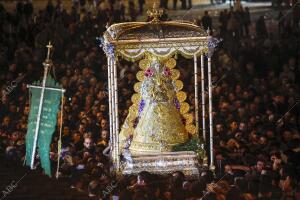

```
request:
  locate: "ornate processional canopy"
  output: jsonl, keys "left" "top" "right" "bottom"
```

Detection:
{"left": 102, "top": 5, "right": 210, "bottom": 61}
{"left": 101, "top": 5, "right": 222, "bottom": 175}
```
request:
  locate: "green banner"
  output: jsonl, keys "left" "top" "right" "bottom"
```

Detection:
{"left": 25, "top": 75, "right": 62, "bottom": 177}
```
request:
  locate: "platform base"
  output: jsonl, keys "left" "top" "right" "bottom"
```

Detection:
{"left": 121, "top": 151, "right": 202, "bottom": 179}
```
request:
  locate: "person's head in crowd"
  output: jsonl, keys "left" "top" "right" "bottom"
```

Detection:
{"left": 227, "top": 138, "right": 240, "bottom": 150}
{"left": 125, "top": 99, "right": 132, "bottom": 108}
{"left": 88, "top": 180, "right": 100, "bottom": 197}
{"left": 230, "top": 121, "right": 238, "bottom": 132}
{"left": 201, "top": 170, "right": 214, "bottom": 184}
{"left": 97, "top": 129, "right": 109, "bottom": 146}
{"left": 239, "top": 122, "right": 247, "bottom": 132}
{"left": 234, "top": 131, "right": 243, "bottom": 141}
{"left": 121, "top": 88, "right": 130, "bottom": 98}
{"left": 186, "top": 178, "right": 206, "bottom": 199}
{"left": 100, "top": 129, "right": 109, "bottom": 141}
{"left": 265, "top": 129, "right": 275, "bottom": 140}
{"left": 83, "top": 137, "right": 94, "bottom": 150}
{"left": 23, "top": 104, "right": 30, "bottom": 116}
{"left": 100, "top": 104, "right": 107, "bottom": 112}
{"left": 171, "top": 171, "right": 185, "bottom": 188}
{"left": 126, "top": 72, "right": 135, "bottom": 82}
{"left": 81, "top": 118, "right": 88, "bottom": 126}
{"left": 72, "top": 132, "right": 82, "bottom": 143}
{"left": 137, "top": 171, "right": 151, "bottom": 186}
{"left": 89, "top": 77, "right": 97, "bottom": 87}
{"left": 256, "top": 159, "right": 266, "bottom": 173}
{"left": 282, "top": 130, "right": 293, "bottom": 143}
{"left": 63, "top": 126, "right": 70, "bottom": 137}
{"left": 162, "top": 189, "right": 172, "bottom": 200}
{"left": 182, "top": 180, "right": 191, "bottom": 191}
{"left": 99, "top": 173, "right": 110, "bottom": 186}
{"left": 83, "top": 132, "right": 92, "bottom": 139}
{"left": 97, "top": 90, "right": 107, "bottom": 101}
{"left": 215, "top": 123, "right": 224, "bottom": 134}
{"left": 249, "top": 131, "right": 258, "bottom": 143}
{"left": 209, "top": 180, "right": 230, "bottom": 199}
{"left": 91, "top": 106, "right": 99, "bottom": 117}
{"left": 10, "top": 131, "right": 19, "bottom": 142}
{"left": 78, "top": 122, "right": 86, "bottom": 134}
{"left": 258, "top": 136, "right": 268, "bottom": 146}
{"left": 2, "top": 116, "right": 11, "bottom": 127}
{"left": 224, "top": 164, "right": 234, "bottom": 175}
{"left": 100, "top": 118, "right": 108, "bottom": 129}
{"left": 86, "top": 117, "right": 93, "bottom": 126}
{"left": 219, "top": 140, "right": 227, "bottom": 148}
{"left": 96, "top": 112, "right": 104, "bottom": 121}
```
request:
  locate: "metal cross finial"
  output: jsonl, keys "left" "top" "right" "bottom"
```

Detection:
{"left": 46, "top": 41, "right": 53, "bottom": 60}
{"left": 147, "top": 2, "right": 163, "bottom": 22}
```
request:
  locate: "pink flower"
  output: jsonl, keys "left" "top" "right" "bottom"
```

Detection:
{"left": 144, "top": 68, "right": 154, "bottom": 78}
{"left": 163, "top": 67, "right": 171, "bottom": 76}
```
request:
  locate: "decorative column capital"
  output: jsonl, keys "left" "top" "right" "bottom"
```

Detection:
{"left": 207, "top": 37, "right": 222, "bottom": 58}
{"left": 98, "top": 37, "right": 115, "bottom": 59}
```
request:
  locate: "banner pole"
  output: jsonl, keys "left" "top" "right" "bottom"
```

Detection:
{"left": 30, "top": 42, "right": 52, "bottom": 169}
{"left": 56, "top": 91, "right": 65, "bottom": 179}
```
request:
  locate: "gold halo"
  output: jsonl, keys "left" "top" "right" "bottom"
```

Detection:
{"left": 175, "top": 80, "right": 183, "bottom": 90}
{"left": 131, "top": 93, "right": 141, "bottom": 104}
{"left": 176, "top": 91, "right": 187, "bottom": 102}
{"left": 139, "top": 59, "right": 150, "bottom": 70}
{"left": 134, "top": 82, "right": 141, "bottom": 93}
{"left": 165, "top": 58, "right": 176, "bottom": 69}
{"left": 183, "top": 113, "right": 193, "bottom": 124}
{"left": 171, "top": 69, "right": 180, "bottom": 80}
{"left": 136, "top": 71, "right": 145, "bottom": 81}
{"left": 186, "top": 124, "right": 196, "bottom": 135}
{"left": 180, "top": 102, "right": 190, "bottom": 114}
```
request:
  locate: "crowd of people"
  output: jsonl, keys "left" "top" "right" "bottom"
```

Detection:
{"left": 0, "top": 0, "right": 299, "bottom": 199}
{"left": 159, "top": 0, "right": 193, "bottom": 10}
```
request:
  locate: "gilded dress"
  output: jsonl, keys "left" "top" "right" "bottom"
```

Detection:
{"left": 120, "top": 59, "right": 188, "bottom": 153}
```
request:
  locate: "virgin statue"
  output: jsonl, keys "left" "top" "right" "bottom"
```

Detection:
{"left": 119, "top": 57, "right": 194, "bottom": 153}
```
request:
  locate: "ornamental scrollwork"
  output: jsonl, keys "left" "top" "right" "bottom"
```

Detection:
{"left": 207, "top": 37, "right": 222, "bottom": 57}
{"left": 97, "top": 37, "right": 115, "bottom": 58}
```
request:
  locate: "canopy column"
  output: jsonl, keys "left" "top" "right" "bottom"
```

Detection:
{"left": 193, "top": 54, "right": 199, "bottom": 137}
{"left": 207, "top": 55, "right": 214, "bottom": 170}
{"left": 112, "top": 57, "right": 120, "bottom": 170}
{"left": 107, "top": 56, "right": 115, "bottom": 167}
{"left": 200, "top": 54, "right": 206, "bottom": 142}
{"left": 207, "top": 35, "right": 221, "bottom": 171}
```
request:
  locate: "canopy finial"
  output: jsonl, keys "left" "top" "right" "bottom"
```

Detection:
{"left": 147, "top": 2, "right": 163, "bottom": 23}
{"left": 46, "top": 41, "right": 53, "bottom": 61}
